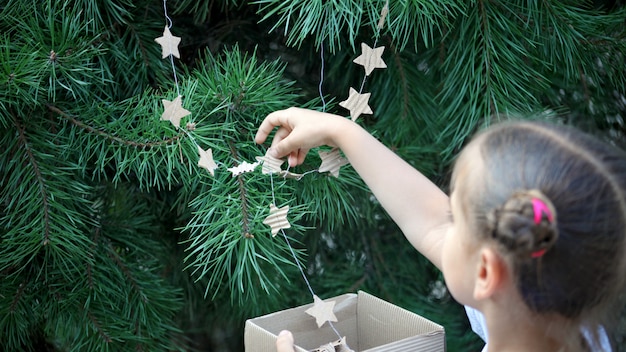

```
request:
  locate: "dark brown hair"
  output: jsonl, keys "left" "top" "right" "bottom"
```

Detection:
{"left": 460, "top": 120, "right": 626, "bottom": 344}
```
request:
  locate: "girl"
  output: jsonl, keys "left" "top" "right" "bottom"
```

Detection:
{"left": 255, "top": 107, "right": 626, "bottom": 352}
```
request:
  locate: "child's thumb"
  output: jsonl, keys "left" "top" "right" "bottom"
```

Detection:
{"left": 276, "top": 330, "right": 295, "bottom": 352}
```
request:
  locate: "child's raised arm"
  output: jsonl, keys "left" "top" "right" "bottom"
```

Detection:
{"left": 255, "top": 107, "right": 451, "bottom": 269}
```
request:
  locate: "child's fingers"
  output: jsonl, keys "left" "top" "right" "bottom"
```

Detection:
{"left": 287, "top": 148, "right": 309, "bottom": 167}
{"left": 255, "top": 109, "right": 292, "bottom": 145}
{"left": 256, "top": 107, "right": 325, "bottom": 164}
{"left": 268, "top": 127, "right": 307, "bottom": 160}
{"left": 270, "top": 127, "right": 291, "bottom": 147}
{"left": 296, "top": 148, "right": 307, "bottom": 165}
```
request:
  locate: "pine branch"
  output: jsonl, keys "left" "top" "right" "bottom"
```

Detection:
{"left": 1, "top": 110, "right": 93, "bottom": 280}
{"left": 255, "top": 0, "right": 465, "bottom": 53}
{"left": 86, "top": 228, "right": 100, "bottom": 291}
{"left": 9, "top": 281, "right": 27, "bottom": 314}
{"left": 47, "top": 104, "right": 184, "bottom": 148}
{"left": 436, "top": 1, "right": 553, "bottom": 156}
{"left": 237, "top": 175, "right": 254, "bottom": 238}
{"left": 51, "top": 184, "right": 185, "bottom": 351}
{"left": 381, "top": 0, "right": 465, "bottom": 51}
{"left": 13, "top": 116, "right": 50, "bottom": 246}
{"left": 106, "top": 240, "right": 148, "bottom": 304}
{"left": 0, "top": 35, "right": 44, "bottom": 127}
{"left": 255, "top": 0, "right": 365, "bottom": 52}
{"left": 478, "top": 0, "right": 495, "bottom": 116}
{"left": 104, "top": 14, "right": 171, "bottom": 99}
{"left": 87, "top": 311, "right": 113, "bottom": 344}
{"left": 48, "top": 87, "right": 225, "bottom": 190}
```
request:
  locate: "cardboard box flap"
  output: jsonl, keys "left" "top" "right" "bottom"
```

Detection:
{"left": 245, "top": 321, "right": 288, "bottom": 351}
{"left": 363, "top": 330, "right": 445, "bottom": 352}
{"left": 356, "top": 290, "right": 444, "bottom": 351}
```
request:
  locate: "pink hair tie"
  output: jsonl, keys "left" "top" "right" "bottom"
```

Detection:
{"left": 531, "top": 198, "right": 554, "bottom": 225}
{"left": 530, "top": 198, "right": 554, "bottom": 258}
{"left": 531, "top": 248, "right": 547, "bottom": 258}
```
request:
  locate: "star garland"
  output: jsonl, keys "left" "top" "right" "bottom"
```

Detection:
{"left": 160, "top": 95, "right": 190, "bottom": 129}
{"left": 289, "top": 1, "right": 390, "bottom": 347}
{"left": 353, "top": 43, "right": 387, "bottom": 76}
{"left": 156, "top": 0, "right": 220, "bottom": 176}
{"left": 156, "top": 1, "right": 389, "bottom": 350}
{"left": 197, "top": 146, "right": 218, "bottom": 176}
{"left": 155, "top": 0, "right": 367, "bottom": 179}
{"left": 339, "top": 88, "right": 373, "bottom": 122}
{"left": 305, "top": 295, "right": 339, "bottom": 328}
{"left": 339, "top": 1, "right": 389, "bottom": 123}
{"left": 257, "top": 2, "right": 390, "bottom": 350}
{"left": 318, "top": 149, "right": 349, "bottom": 178}
{"left": 155, "top": 26, "right": 181, "bottom": 59}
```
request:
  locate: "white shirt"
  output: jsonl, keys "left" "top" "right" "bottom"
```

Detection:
{"left": 464, "top": 306, "right": 612, "bottom": 351}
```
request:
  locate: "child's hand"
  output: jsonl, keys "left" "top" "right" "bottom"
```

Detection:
{"left": 255, "top": 107, "right": 349, "bottom": 167}
{"left": 275, "top": 330, "right": 295, "bottom": 352}
{"left": 257, "top": 107, "right": 450, "bottom": 271}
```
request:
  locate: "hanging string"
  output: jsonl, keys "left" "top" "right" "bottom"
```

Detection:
{"left": 170, "top": 50, "right": 181, "bottom": 97}
{"left": 161, "top": 0, "right": 181, "bottom": 97}
{"left": 264, "top": 2, "right": 391, "bottom": 341}
{"left": 282, "top": 164, "right": 322, "bottom": 180}
{"left": 267, "top": 12, "right": 347, "bottom": 327}
{"left": 159, "top": 0, "right": 209, "bottom": 160}
{"left": 268, "top": 24, "right": 343, "bottom": 323}
{"left": 319, "top": 41, "right": 326, "bottom": 112}
{"left": 281, "top": 230, "right": 343, "bottom": 338}
{"left": 270, "top": 173, "right": 343, "bottom": 340}
{"left": 162, "top": 0, "right": 173, "bottom": 27}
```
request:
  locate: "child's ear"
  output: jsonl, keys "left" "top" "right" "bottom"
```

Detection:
{"left": 473, "top": 247, "right": 508, "bottom": 300}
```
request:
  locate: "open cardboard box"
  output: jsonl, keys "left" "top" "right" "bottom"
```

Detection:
{"left": 245, "top": 291, "right": 445, "bottom": 351}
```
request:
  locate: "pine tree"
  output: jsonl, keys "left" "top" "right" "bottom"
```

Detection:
{"left": 1, "top": 0, "right": 625, "bottom": 351}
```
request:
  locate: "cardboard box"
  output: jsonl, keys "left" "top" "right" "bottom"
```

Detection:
{"left": 245, "top": 290, "right": 445, "bottom": 351}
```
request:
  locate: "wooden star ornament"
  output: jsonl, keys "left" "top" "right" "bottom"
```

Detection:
{"left": 318, "top": 149, "right": 349, "bottom": 178}
{"left": 154, "top": 26, "right": 181, "bottom": 59}
{"left": 353, "top": 43, "right": 386, "bottom": 76}
{"left": 255, "top": 151, "right": 284, "bottom": 174}
{"left": 263, "top": 204, "right": 290, "bottom": 237}
{"left": 339, "top": 88, "right": 372, "bottom": 122}
{"left": 305, "top": 295, "right": 338, "bottom": 328}
{"left": 197, "top": 146, "right": 218, "bottom": 176}
{"left": 161, "top": 95, "right": 190, "bottom": 129}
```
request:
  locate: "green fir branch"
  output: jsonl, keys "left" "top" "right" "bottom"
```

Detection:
{"left": 255, "top": 0, "right": 366, "bottom": 52}
{"left": 0, "top": 35, "right": 45, "bottom": 126}
{"left": 43, "top": 184, "right": 184, "bottom": 352}
{"left": 375, "top": 0, "right": 465, "bottom": 51}
{"left": 0, "top": 276, "right": 45, "bottom": 350}
{"left": 46, "top": 104, "right": 185, "bottom": 149}
{"left": 0, "top": 112, "right": 94, "bottom": 279}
